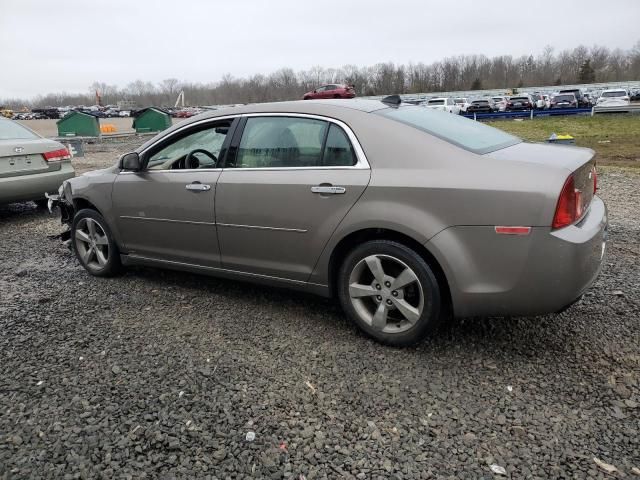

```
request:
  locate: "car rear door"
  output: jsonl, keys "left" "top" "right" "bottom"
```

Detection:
{"left": 111, "top": 117, "right": 238, "bottom": 267}
{"left": 322, "top": 85, "right": 336, "bottom": 99}
{"left": 215, "top": 114, "right": 370, "bottom": 282}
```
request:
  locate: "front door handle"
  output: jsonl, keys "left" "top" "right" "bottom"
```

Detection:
{"left": 311, "top": 185, "right": 346, "bottom": 195}
{"left": 186, "top": 183, "right": 211, "bottom": 192}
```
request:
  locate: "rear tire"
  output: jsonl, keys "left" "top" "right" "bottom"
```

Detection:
{"left": 71, "top": 209, "right": 122, "bottom": 277}
{"left": 337, "top": 240, "right": 442, "bottom": 347}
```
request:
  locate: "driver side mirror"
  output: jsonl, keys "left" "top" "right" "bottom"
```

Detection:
{"left": 120, "top": 152, "right": 142, "bottom": 171}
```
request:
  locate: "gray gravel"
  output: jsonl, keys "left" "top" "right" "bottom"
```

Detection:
{"left": 1, "top": 153, "right": 638, "bottom": 479}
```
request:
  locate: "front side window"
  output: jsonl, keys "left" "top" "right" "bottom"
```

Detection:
{"left": 376, "top": 106, "right": 521, "bottom": 154}
{"left": 234, "top": 117, "right": 328, "bottom": 168}
{"left": 147, "top": 122, "right": 230, "bottom": 170}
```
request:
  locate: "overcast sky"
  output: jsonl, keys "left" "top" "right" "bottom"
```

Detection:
{"left": 1, "top": 0, "right": 638, "bottom": 98}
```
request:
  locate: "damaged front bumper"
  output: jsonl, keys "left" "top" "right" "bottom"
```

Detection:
{"left": 45, "top": 183, "right": 75, "bottom": 247}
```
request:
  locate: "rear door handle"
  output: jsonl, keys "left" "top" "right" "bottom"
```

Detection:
{"left": 311, "top": 185, "right": 346, "bottom": 195}
{"left": 185, "top": 183, "right": 211, "bottom": 192}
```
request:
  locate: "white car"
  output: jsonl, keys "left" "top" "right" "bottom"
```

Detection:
{"left": 491, "top": 96, "right": 508, "bottom": 112}
{"left": 453, "top": 97, "right": 471, "bottom": 113}
{"left": 119, "top": 110, "right": 131, "bottom": 117}
{"left": 596, "top": 89, "right": 630, "bottom": 107}
{"left": 542, "top": 95, "right": 551, "bottom": 109}
{"left": 425, "top": 97, "right": 461, "bottom": 114}
{"left": 528, "top": 93, "right": 546, "bottom": 110}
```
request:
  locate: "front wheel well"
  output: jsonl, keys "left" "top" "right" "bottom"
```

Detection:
{"left": 73, "top": 198, "right": 101, "bottom": 215}
{"left": 328, "top": 228, "right": 451, "bottom": 312}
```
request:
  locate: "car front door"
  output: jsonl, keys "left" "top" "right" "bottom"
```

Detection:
{"left": 215, "top": 114, "right": 370, "bottom": 282}
{"left": 111, "top": 117, "right": 237, "bottom": 267}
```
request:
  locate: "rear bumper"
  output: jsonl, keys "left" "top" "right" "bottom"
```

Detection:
{"left": 426, "top": 196, "right": 608, "bottom": 317}
{"left": 0, "top": 162, "right": 75, "bottom": 204}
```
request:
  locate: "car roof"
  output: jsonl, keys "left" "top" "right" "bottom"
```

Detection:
{"left": 186, "top": 99, "right": 390, "bottom": 120}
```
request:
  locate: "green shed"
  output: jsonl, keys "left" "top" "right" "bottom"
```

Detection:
{"left": 132, "top": 108, "right": 172, "bottom": 133}
{"left": 56, "top": 111, "right": 100, "bottom": 137}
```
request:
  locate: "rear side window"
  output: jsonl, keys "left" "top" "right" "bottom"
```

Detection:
{"left": 323, "top": 124, "right": 356, "bottom": 166}
{"left": 0, "top": 120, "right": 39, "bottom": 140}
{"left": 376, "top": 106, "right": 521, "bottom": 154}
{"left": 235, "top": 117, "right": 328, "bottom": 168}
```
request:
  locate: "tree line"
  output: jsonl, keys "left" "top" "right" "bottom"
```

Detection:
{"left": 3, "top": 42, "right": 639, "bottom": 109}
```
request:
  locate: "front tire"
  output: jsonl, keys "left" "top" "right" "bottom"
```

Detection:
{"left": 337, "top": 240, "right": 442, "bottom": 347}
{"left": 71, "top": 209, "right": 122, "bottom": 277}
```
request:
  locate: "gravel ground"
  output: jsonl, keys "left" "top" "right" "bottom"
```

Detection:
{"left": 0, "top": 146, "right": 638, "bottom": 479}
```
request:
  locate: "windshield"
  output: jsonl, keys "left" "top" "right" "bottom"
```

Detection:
{"left": 428, "top": 100, "right": 445, "bottom": 105}
{"left": 454, "top": 98, "right": 465, "bottom": 103}
{"left": 601, "top": 91, "right": 626, "bottom": 98}
{"left": 376, "top": 106, "right": 521, "bottom": 154}
{"left": 0, "top": 119, "right": 39, "bottom": 140}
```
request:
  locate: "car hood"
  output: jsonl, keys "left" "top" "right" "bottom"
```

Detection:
{"left": 485, "top": 141, "right": 594, "bottom": 173}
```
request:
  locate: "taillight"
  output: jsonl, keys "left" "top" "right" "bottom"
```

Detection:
{"left": 552, "top": 174, "right": 578, "bottom": 229}
{"left": 43, "top": 148, "right": 71, "bottom": 162}
{"left": 592, "top": 165, "right": 598, "bottom": 194}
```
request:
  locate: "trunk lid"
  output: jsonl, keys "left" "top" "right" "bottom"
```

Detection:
{"left": 486, "top": 141, "right": 596, "bottom": 221}
{"left": 0, "top": 138, "right": 65, "bottom": 179}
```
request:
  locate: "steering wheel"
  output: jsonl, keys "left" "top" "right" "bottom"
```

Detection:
{"left": 185, "top": 149, "right": 217, "bottom": 169}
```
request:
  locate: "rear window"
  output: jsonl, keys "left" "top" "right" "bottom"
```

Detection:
{"left": 510, "top": 97, "right": 528, "bottom": 102}
{"left": 473, "top": 100, "right": 489, "bottom": 105}
{"left": 0, "top": 120, "right": 39, "bottom": 140}
{"left": 428, "top": 100, "right": 445, "bottom": 105}
{"left": 553, "top": 94, "right": 574, "bottom": 102}
{"left": 601, "top": 91, "right": 626, "bottom": 98}
{"left": 454, "top": 98, "right": 465, "bottom": 103}
{"left": 376, "top": 106, "right": 521, "bottom": 154}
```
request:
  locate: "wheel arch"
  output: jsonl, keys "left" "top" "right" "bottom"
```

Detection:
{"left": 73, "top": 196, "right": 102, "bottom": 215}
{"left": 327, "top": 228, "right": 452, "bottom": 312}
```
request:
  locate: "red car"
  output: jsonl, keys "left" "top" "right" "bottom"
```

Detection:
{"left": 303, "top": 84, "right": 356, "bottom": 100}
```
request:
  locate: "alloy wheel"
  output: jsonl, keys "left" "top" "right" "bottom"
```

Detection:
{"left": 74, "top": 217, "right": 110, "bottom": 272}
{"left": 348, "top": 254, "right": 425, "bottom": 333}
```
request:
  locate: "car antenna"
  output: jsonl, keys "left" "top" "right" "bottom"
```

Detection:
{"left": 381, "top": 95, "right": 402, "bottom": 106}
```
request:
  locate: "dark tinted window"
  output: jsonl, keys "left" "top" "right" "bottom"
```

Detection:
{"left": 376, "top": 106, "right": 521, "bottom": 154}
{"left": 553, "top": 94, "right": 575, "bottom": 102}
{"left": 601, "top": 91, "right": 626, "bottom": 98}
{"left": 322, "top": 124, "right": 356, "bottom": 166}
{"left": 235, "top": 117, "right": 328, "bottom": 168}
{"left": 325, "top": 85, "right": 336, "bottom": 91}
